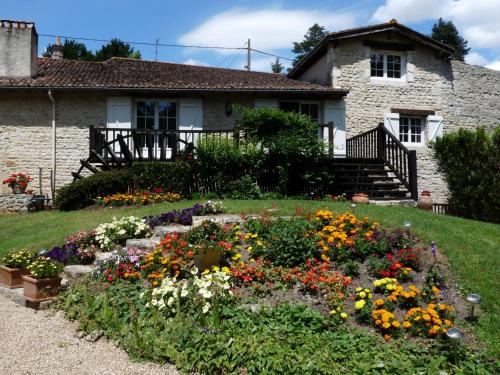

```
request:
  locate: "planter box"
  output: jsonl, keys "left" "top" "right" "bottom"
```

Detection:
{"left": 22, "top": 275, "right": 62, "bottom": 302}
{"left": 0, "top": 265, "right": 30, "bottom": 288}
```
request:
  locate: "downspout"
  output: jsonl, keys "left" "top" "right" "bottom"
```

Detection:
{"left": 48, "top": 90, "right": 56, "bottom": 207}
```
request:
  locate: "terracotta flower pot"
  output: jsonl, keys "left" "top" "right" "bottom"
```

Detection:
{"left": 417, "top": 191, "right": 433, "bottom": 211}
{"left": 0, "top": 265, "right": 31, "bottom": 288}
{"left": 352, "top": 193, "right": 369, "bottom": 204}
{"left": 22, "top": 275, "right": 62, "bottom": 302}
{"left": 194, "top": 248, "right": 222, "bottom": 271}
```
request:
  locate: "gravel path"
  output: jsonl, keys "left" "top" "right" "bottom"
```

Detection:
{"left": 0, "top": 292, "right": 179, "bottom": 375}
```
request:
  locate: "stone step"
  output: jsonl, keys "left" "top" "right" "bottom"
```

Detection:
{"left": 154, "top": 224, "right": 192, "bottom": 238}
{"left": 192, "top": 214, "right": 243, "bottom": 227}
{"left": 63, "top": 265, "right": 95, "bottom": 280}
{"left": 126, "top": 238, "right": 159, "bottom": 251}
{"left": 368, "top": 199, "right": 416, "bottom": 207}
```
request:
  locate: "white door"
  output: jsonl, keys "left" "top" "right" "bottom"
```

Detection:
{"left": 179, "top": 98, "right": 203, "bottom": 151}
{"left": 107, "top": 97, "right": 132, "bottom": 157}
{"left": 324, "top": 100, "right": 346, "bottom": 157}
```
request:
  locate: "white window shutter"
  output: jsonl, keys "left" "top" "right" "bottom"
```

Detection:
{"left": 324, "top": 100, "right": 346, "bottom": 157}
{"left": 384, "top": 112, "right": 400, "bottom": 137}
{"left": 179, "top": 98, "right": 203, "bottom": 130}
{"left": 107, "top": 97, "right": 131, "bottom": 128}
{"left": 427, "top": 115, "right": 443, "bottom": 143}
{"left": 254, "top": 99, "right": 279, "bottom": 109}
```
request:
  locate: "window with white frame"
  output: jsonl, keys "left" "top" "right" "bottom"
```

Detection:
{"left": 370, "top": 53, "right": 403, "bottom": 79}
{"left": 135, "top": 99, "right": 177, "bottom": 147}
{"left": 399, "top": 116, "right": 423, "bottom": 144}
{"left": 279, "top": 101, "right": 319, "bottom": 123}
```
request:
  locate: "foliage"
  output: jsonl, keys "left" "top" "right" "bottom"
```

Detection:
{"left": 131, "top": 161, "right": 193, "bottom": 196}
{"left": 95, "top": 216, "right": 152, "bottom": 251}
{"left": 271, "top": 57, "right": 285, "bottom": 73}
{"left": 94, "top": 38, "right": 141, "bottom": 61}
{"left": 93, "top": 247, "right": 147, "bottom": 282}
{"left": 1, "top": 249, "right": 34, "bottom": 269}
{"left": 431, "top": 18, "right": 470, "bottom": 61}
{"left": 27, "top": 256, "right": 63, "bottom": 279}
{"left": 225, "top": 175, "right": 261, "bottom": 199}
{"left": 251, "top": 217, "right": 321, "bottom": 267}
{"left": 292, "top": 23, "right": 329, "bottom": 66}
{"left": 56, "top": 168, "right": 134, "bottom": 211}
{"left": 44, "top": 230, "right": 98, "bottom": 265}
{"left": 95, "top": 191, "right": 181, "bottom": 207}
{"left": 42, "top": 39, "right": 94, "bottom": 61}
{"left": 433, "top": 127, "right": 500, "bottom": 223}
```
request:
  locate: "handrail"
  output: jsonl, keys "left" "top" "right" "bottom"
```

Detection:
{"left": 346, "top": 123, "right": 418, "bottom": 200}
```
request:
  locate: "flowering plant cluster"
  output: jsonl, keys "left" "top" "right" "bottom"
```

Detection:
{"left": 95, "top": 191, "right": 181, "bottom": 207}
{"left": 372, "top": 309, "right": 401, "bottom": 341}
{"left": 404, "top": 303, "right": 454, "bottom": 337}
{"left": 27, "top": 257, "right": 63, "bottom": 279}
{"left": 95, "top": 216, "right": 152, "bottom": 251}
{"left": 1, "top": 249, "right": 34, "bottom": 269}
{"left": 93, "top": 248, "right": 148, "bottom": 282}
{"left": 2, "top": 172, "right": 32, "bottom": 189}
{"left": 144, "top": 201, "right": 226, "bottom": 228}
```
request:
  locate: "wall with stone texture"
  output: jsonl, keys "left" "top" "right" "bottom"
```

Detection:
{"left": 0, "top": 91, "right": 107, "bottom": 196}
{"left": 202, "top": 94, "right": 253, "bottom": 130}
{"left": 0, "top": 193, "right": 32, "bottom": 212}
{"left": 321, "top": 33, "right": 500, "bottom": 203}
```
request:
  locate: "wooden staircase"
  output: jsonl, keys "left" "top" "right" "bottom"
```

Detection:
{"left": 332, "top": 158, "right": 410, "bottom": 200}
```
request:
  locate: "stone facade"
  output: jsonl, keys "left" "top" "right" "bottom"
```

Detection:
{"left": 0, "top": 193, "right": 32, "bottom": 213}
{"left": 0, "top": 91, "right": 106, "bottom": 195}
{"left": 298, "top": 32, "right": 500, "bottom": 203}
{"left": 202, "top": 94, "right": 253, "bottom": 130}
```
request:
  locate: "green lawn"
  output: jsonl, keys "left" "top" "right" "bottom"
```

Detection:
{"left": 1, "top": 199, "right": 499, "bottom": 356}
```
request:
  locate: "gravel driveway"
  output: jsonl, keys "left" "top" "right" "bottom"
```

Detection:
{"left": 0, "top": 292, "right": 179, "bottom": 375}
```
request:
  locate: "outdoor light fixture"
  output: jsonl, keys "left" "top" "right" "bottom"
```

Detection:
{"left": 403, "top": 220, "right": 413, "bottom": 229}
{"left": 446, "top": 328, "right": 464, "bottom": 364}
{"left": 225, "top": 101, "right": 233, "bottom": 116}
{"left": 466, "top": 293, "right": 481, "bottom": 320}
{"left": 350, "top": 203, "right": 357, "bottom": 210}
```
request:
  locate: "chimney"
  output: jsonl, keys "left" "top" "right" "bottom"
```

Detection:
{"left": 51, "top": 36, "right": 63, "bottom": 59}
{"left": 0, "top": 20, "right": 38, "bottom": 78}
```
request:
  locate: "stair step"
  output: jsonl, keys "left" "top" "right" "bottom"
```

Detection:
{"left": 126, "top": 238, "right": 159, "bottom": 251}
{"left": 154, "top": 224, "right": 191, "bottom": 238}
{"left": 346, "top": 189, "right": 409, "bottom": 196}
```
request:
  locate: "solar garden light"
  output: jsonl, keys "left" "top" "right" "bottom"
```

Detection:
{"left": 445, "top": 327, "right": 464, "bottom": 364}
{"left": 350, "top": 203, "right": 357, "bottom": 211}
{"left": 466, "top": 294, "right": 481, "bottom": 320}
{"left": 403, "top": 220, "right": 413, "bottom": 229}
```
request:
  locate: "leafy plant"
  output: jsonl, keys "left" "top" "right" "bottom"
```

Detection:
{"left": 27, "top": 257, "right": 63, "bottom": 279}
{"left": 1, "top": 249, "right": 34, "bottom": 269}
{"left": 225, "top": 175, "right": 261, "bottom": 199}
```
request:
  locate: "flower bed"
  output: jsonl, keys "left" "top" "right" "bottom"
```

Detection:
{"left": 51, "top": 206, "right": 494, "bottom": 373}
{"left": 95, "top": 190, "right": 182, "bottom": 207}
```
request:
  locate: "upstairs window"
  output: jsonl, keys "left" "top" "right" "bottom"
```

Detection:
{"left": 370, "top": 53, "right": 403, "bottom": 79}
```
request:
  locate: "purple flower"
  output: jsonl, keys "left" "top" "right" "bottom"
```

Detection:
{"left": 430, "top": 241, "right": 437, "bottom": 258}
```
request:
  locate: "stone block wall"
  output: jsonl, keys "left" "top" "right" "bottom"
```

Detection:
{"left": 202, "top": 94, "right": 253, "bottom": 130}
{"left": 0, "top": 193, "right": 32, "bottom": 213}
{"left": 0, "top": 91, "right": 106, "bottom": 196}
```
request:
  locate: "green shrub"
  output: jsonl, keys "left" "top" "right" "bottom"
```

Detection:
{"left": 56, "top": 169, "right": 134, "bottom": 211}
{"left": 433, "top": 127, "right": 500, "bottom": 223}
{"left": 131, "top": 161, "right": 193, "bottom": 195}
{"left": 225, "top": 175, "right": 261, "bottom": 199}
{"left": 252, "top": 218, "right": 321, "bottom": 267}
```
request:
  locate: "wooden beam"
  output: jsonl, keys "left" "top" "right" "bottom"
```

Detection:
{"left": 80, "top": 159, "right": 100, "bottom": 174}
{"left": 117, "top": 134, "right": 134, "bottom": 165}
{"left": 90, "top": 149, "right": 112, "bottom": 170}
{"left": 391, "top": 108, "right": 436, "bottom": 116}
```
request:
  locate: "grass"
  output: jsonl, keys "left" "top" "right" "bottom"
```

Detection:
{"left": 1, "top": 199, "right": 499, "bottom": 356}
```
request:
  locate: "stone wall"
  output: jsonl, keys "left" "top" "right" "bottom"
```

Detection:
{"left": 317, "top": 34, "right": 500, "bottom": 203}
{"left": 0, "top": 91, "right": 107, "bottom": 195}
{"left": 0, "top": 193, "right": 32, "bottom": 213}
{"left": 202, "top": 94, "right": 253, "bottom": 130}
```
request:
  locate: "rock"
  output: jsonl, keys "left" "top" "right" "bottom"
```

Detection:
{"left": 368, "top": 199, "right": 417, "bottom": 207}
{"left": 74, "top": 331, "right": 86, "bottom": 339}
{"left": 242, "top": 303, "right": 262, "bottom": 313}
{"left": 126, "top": 238, "right": 158, "bottom": 251}
{"left": 154, "top": 224, "right": 191, "bottom": 238}
{"left": 85, "top": 330, "right": 104, "bottom": 342}
{"left": 192, "top": 214, "right": 243, "bottom": 227}
{"left": 95, "top": 251, "right": 114, "bottom": 262}
{"left": 64, "top": 265, "right": 95, "bottom": 280}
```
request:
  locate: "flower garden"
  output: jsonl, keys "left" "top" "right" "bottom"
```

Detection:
{"left": 2, "top": 199, "right": 496, "bottom": 374}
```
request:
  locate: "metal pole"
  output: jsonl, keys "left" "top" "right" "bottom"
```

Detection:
{"left": 246, "top": 38, "right": 251, "bottom": 71}
{"left": 38, "top": 167, "right": 43, "bottom": 195}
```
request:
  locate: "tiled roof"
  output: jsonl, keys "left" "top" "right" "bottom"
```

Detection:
{"left": 0, "top": 57, "right": 343, "bottom": 93}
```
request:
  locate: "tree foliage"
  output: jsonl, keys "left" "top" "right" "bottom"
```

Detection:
{"left": 431, "top": 18, "right": 470, "bottom": 61}
{"left": 271, "top": 58, "right": 285, "bottom": 73}
{"left": 433, "top": 127, "right": 499, "bottom": 223}
{"left": 94, "top": 38, "right": 141, "bottom": 61}
{"left": 292, "top": 24, "right": 329, "bottom": 66}
{"left": 42, "top": 39, "right": 94, "bottom": 61}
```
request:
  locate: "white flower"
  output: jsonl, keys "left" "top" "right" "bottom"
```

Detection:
{"left": 190, "top": 266, "right": 199, "bottom": 275}
{"left": 202, "top": 302, "right": 211, "bottom": 313}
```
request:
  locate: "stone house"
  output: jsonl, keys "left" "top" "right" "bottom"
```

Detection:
{"left": 1, "top": 19, "right": 499, "bottom": 204}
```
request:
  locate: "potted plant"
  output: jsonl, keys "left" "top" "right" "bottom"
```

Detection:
{"left": 417, "top": 190, "right": 433, "bottom": 211}
{"left": 2, "top": 172, "right": 33, "bottom": 194}
{"left": 352, "top": 192, "right": 369, "bottom": 204}
{"left": 0, "top": 249, "right": 34, "bottom": 288}
{"left": 22, "top": 257, "right": 63, "bottom": 302}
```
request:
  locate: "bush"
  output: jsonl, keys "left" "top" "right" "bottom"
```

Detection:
{"left": 131, "top": 161, "right": 193, "bottom": 196}
{"left": 225, "top": 175, "right": 261, "bottom": 199}
{"left": 433, "top": 127, "right": 500, "bottom": 222}
{"left": 56, "top": 169, "right": 134, "bottom": 211}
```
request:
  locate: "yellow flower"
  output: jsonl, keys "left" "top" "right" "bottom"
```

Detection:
{"left": 358, "top": 291, "right": 366, "bottom": 298}
{"left": 403, "top": 321, "right": 412, "bottom": 329}
{"left": 392, "top": 321, "right": 400, "bottom": 328}
{"left": 382, "top": 322, "right": 391, "bottom": 329}
{"left": 355, "top": 300, "right": 366, "bottom": 310}
{"left": 329, "top": 309, "right": 337, "bottom": 315}
{"left": 340, "top": 312, "right": 348, "bottom": 319}
{"left": 232, "top": 253, "right": 242, "bottom": 261}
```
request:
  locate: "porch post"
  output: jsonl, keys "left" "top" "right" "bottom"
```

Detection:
{"left": 408, "top": 150, "right": 418, "bottom": 200}
{"left": 327, "top": 121, "right": 334, "bottom": 157}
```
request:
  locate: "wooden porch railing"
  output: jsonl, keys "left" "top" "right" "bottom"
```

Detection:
{"left": 346, "top": 123, "right": 418, "bottom": 200}
{"left": 89, "top": 122, "right": 335, "bottom": 163}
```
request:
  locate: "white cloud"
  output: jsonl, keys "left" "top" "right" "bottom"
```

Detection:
{"left": 465, "top": 52, "right": 489, "bottom": 66}
{"left": 371, "top": 0, "right": 500, "bottom": 49}
{"left": 485, "top": 60, "right": 500, "bottom": 71}
{"left": 183, "top": 58, "right": 209, "bottom": 66}
{"left": 179, "top": 7, "right": 357, "bottom": 54}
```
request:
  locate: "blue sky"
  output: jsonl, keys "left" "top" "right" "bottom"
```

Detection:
{"left": 3, "top": 0, "right": 500, "bottom": 71}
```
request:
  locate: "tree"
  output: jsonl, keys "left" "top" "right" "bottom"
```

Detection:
{"left": 42, "top": 39, "right": 95, "bottom": 61}
{"left": 271, "top": 58, "right": 285, "bottom": 73}
{"left": 292, "top": 24, "right": 328, "bottom": 66}
{"left": 431, "top": 18, "right": 470, "bottom": 61}
{"left": 94, "top": 38, "right": 141, "bottom": 61}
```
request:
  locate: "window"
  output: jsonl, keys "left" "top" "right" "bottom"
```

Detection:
{"left": 399, "top": 116, "right": 423, "bottom": 144}
{"left": 370, "top": 53, "right": 403, "bottom": 79}
{"left": 135, "top": 99, "right": 177, "bottom": 147}
{"left": 279, "top": 101, "right": 319, "bottom": 123}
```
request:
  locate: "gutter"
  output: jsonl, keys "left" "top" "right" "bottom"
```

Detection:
{"left": 48, "top": 89, "right": 56, "bottom": 207}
